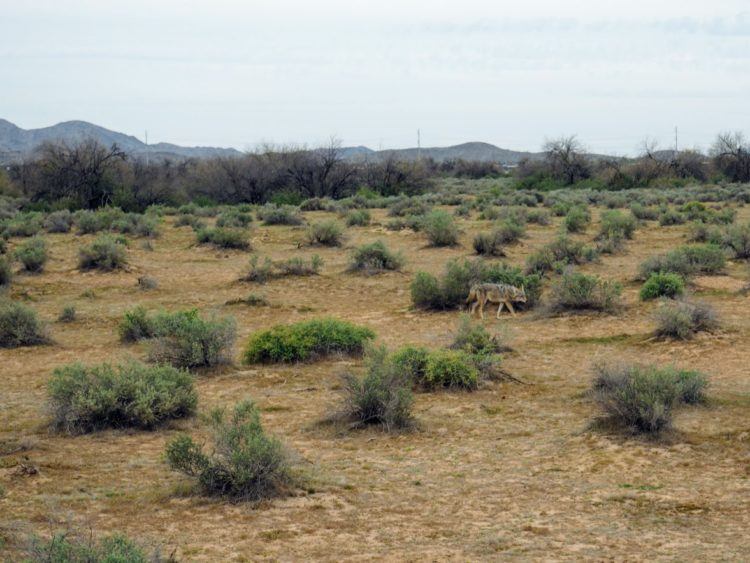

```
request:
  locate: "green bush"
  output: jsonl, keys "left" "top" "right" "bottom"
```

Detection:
{"left": 640, "top": 272, "right": 685, "bottom": 300}
{"left": 216, "top": 209, "right": 253, "bottom": 228}
{"left": 592, "top": 363, "right": 707, "bottom": 433}
{"left": 165, "top": 400, "right": 293, "bottom": 500}
{"left": 48, "top": 361, "right": 197, "bottom": 434}
{"left": 349, "top": 240, "right": 404, "bottom": 273}
{"left": 472, "top": 231, "right": 506, "bottom": 257}
{"left": 423, "top": 349, "right": 479, "bottom": 390}
{"left": 654, "top": 299, "right": 717, "bottom": 339}
{"left": 722, "top": 223, "right": 750, "bottom": 259}
{"left": 687, "top": 221, "right": 722, "bottom": 244}
{"left": 148, "top": 314, "right": 237, "bottom": 369}
{"left": 411, "top": 259, "right": 542, "bottom": 310}
{"left": 422, "top": 210, "right": 459, "bottom": 246}
{"left": 43, "top": 209, "right": 74, "bottom": 233}
{"left": 2, "top": 212, "right": 42, "bottom": 237}
{"left": 78, "top": 235, "right": 128, "bottom": 271}
{"left": 492, "top": 220, "right": 525, "bottom": 244}
{"left": 58, "top": 305, "right": 76, "bottom": 323}
{"left": 562, "top": 206, "right": 591, "bottom": 233}
{"left": 275, "top": 254, "right": 323, "bottom": 276}
{"left": 598, "top": 210, "right": 637, "bottom": 241}
{"left": 15, "top": 237, "right": 48, "bottom": 273}
{"left": 658, "top": 208, "right": 686, "bottom": 226}
{"left": 388, "top": 197, "right": 431, "bottom": 217}
{"left": 526, "top": 209, "right": 551, "bottom": 225}
{"left": 639, "top": 244, "right": 725, "bottom": 279}
{"left": 0, "top": 300, "right": 48, "bottom": 347}
{"left": 390, "top": 345, "right": 430, "bottom": 383}
{"left": 338, "top": 346, "right": 415, "bottom": 431}
{"left": 25, "top": 532, "right": 158, "bottom": 563}
{"left": 345, "top": 209, "right": 371, "bottom": 226}
{"left": 450, "top": 314, "right": 506, "bottom": 355}
{"left": 629, "top": 203, "right": 659, "bottom": 221}
{"left": 257, "top": 204, "right": 303, "bottom": 226}
{"left": 546, "top": 271, "right": 622, "bottom": 314}
{"left": 525, "top": 235, "right": 598, "bottom": 276}
{"left": 243, "top": 318, "right": 375, "bottom": 363}
{"left": 306, "top": 220, "right": 344, "bottom": 247}
{"left": 196, "top": 227, "right": 251, "bottom": 250}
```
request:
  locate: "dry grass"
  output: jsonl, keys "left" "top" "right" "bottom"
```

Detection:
{"left": 2, "top": 200, "right": 750, "bottom": 560}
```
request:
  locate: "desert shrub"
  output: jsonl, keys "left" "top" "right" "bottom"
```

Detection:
{"left": 591, "top": 363, "right": 706, "bottom": 433}
{"left": 58, "top": 305, "right": 76, "bottom": 323}
{"left": 478, "top": 205, "right": 501, "bottom": 220}
{"left": 0, "top": 257, "right": 11, "bottom": 287}
{"left": 243, "top": 255, "right": 274, "bottom": 283}
{"left": 337, "top": 346, "right": 415, "bottom": 431}
{"left": 722, "top": 223, "right": 750, "bottom": 259}
{"left": 385, "top": 215, "right": 423, "bottom": 232}
{"left": 276, "top": 255, "right": 323, "bottom": 276}
{"left": 454, "top": 202, "right": 472, "bottom": 217}
{"left": 345, "top": 209, "right": 371, "bottom": 226}
{"left": 2, "top": 212, "right": 42, "bottom": 237}
{"left": 25, "top": 532, "right": 159, "bottom": 563}
{"left": 300, "top": 197, "right": 326, "bottom": 211}
{"left": 196, "top": 227, "right": 251, "bottom": 250}
{"left": 654, "top": 299, "right": 717, "bottom": 339}
{"left": 423, "top": 349, "right": 479, "bottom": 390}
{"left": 138, "top": 276, "right": 158, "bottom": 290}
{"left": 349, "top": 240, "right": 404, "bottom": 273}
{"left": 225, "top": 293, "right": 269, "bottom": 307}
{"left": 257, "top": 204, "right": 303, "bottom": 226}
{"left": 598, "top": 210, "right": 637, "bottom": 241}
{"left": 243, "top": 318, "right": 375, "bottom": 363}
{"left": 148, "top": 314, "right": 237, "bottom": 369}
{"left": 640, "top": 272, "right": 685, "bottom": 300}
{"left": 411, "top": 259, "right": 541, "bottom": 310}
{"left": 638, "top": 244, "right": 725, "bottom": 279}
{"left": 546, "top": 270, "right": 622, "bottom": 314}
{"left": 118, "top": 306, "right": 159, "bottom": 342}
{"left": 450, "top": 314, "right": 506, "bottom": 355}
{"left": 658, "top": 208, "right": 686, "bottom": 226}
{"left": 75, "top": 209, "right": 117, "bottom": 234}
{"left": 0, "top": 300, "right": 48, "bottom": 347}
{"left": 112, "top": 213, "right": 161, "bottom": 238}
{"left": 165, "top": 399, "right": 294, "bottom": 500}
{"left": 216, "top": 209, "right": 252, "bottom": 228}
{"left": 525, "top": 235, "right": 598, "bottom": 276}
{"left": 687, "top": 221, "right": 722, "bottom": 244}
{"left": 492, "top": 220, "right": 525, "bottom": 244}
{"left": 306, "top": 220, "right": 344, "bottom": 247}
{"left": 388, "top": 197, "right": 431, "bottom": 217}
{"left": 174, "top": 214, "right": 204, "bottom": 229}
{"left": 422, "top": 210, "right": 459, "bottom": 246}
{"left": 526, "top": 209, "right": 551, "bottom": 225}
{"left": 562, "top": 206, "right": 591, "bottom": 233}
{"left": 14, "top": 237, "right": 48, "bottom": 273}
{"left": 78, "top": 235, "right": 127, "bottom": 271}
{"left": 629, "top": 202, "right": 659, "bottom": 221}
{"left": 472, "top": 231, "right": 506, "bottom": 257}
{"left": 47, "top": 361, "right": 196, "bottom": 434}
{"left": 43, "top": 209, "right": 74, "bottom": 233}
{"left": 390, "top": 345, "right": 430, "bottom": 383}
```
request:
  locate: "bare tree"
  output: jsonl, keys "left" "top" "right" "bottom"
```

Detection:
{"left": 286, "top": 139, "right": 358, "bottom": 198}
{"left": 543, "top": 136, "right": 591, "bottom": 184}
{"left": 711, "top": 131, "right": 750, "bottom": 183}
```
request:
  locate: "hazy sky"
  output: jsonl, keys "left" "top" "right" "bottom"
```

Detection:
{"left": 2, "top": 0, "right": 750, "bottom": 154}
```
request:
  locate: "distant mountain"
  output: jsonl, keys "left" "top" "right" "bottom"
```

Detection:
{"left": 340, "top": 141, "right": 542, "bottom": 164}
{"left": 0, "top": 119, "right": 242, "bottom": 163}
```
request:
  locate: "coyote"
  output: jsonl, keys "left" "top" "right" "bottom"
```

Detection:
{"left": 466, "top": 283, "right": 527, "bottom": 319}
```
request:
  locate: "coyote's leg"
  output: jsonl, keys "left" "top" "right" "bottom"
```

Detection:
{"left": 496, "top": 301, "right": 505, "bottom": 318}
{"left": 479, "top": 297, "right": 486, "bottom": 320}
{"left": 470, "top": 300, "right": 478, "bottom": 317}
{"left": 506, "top": 300, "right": 517, "bottom": 317}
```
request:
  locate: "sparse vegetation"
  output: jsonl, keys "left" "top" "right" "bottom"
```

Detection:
{"left": 349, "top": 240, "right": 404, "bottom": 273}
{"left": 25, "top": 531, "right": 163, "bottom": 563}
{"left": 546, "top": 270, "right": 622, "bottom": 314}
{"left": 345, "top": 209, "right": 371, "bottom": 226}
{"left": 14, "top": 237, "right": 48, "bottom": 273}
{"left": 639, "top": 244, "right": 725, "bottom": 279}
{"left": 654, "top": 299, "right": 718, "bottom": 339}
{"left": 78, "top": 235, "right": 128, "bottom": 271}
{"left": 422, "top": 210, "right": 459, "bottom": 246}
{"left": 258, "top": 204, "right": 304, "bottom": 226}
{"left": 640, "top": 272, "right": 685, "bottom": 300}
{"left": 306, "top": 220, "right": 344, "bottom": 246}
{"left": 0, "top": 300, "right": 48, "bottom": 348}
{"left": 58, "top": 305, "right": 76, "bottom": 323}
{"left": 196, "top": 227, "right": 251, "bottom": 250}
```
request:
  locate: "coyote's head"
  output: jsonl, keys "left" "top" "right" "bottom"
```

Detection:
{"left": 512, "top": 285, "right": 527, "bottom": 303}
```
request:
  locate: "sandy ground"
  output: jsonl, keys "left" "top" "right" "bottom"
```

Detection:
{"left": 2, "top": 202, "right": 750, "bottom": 561}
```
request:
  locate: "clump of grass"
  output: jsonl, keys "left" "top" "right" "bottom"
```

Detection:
{"left": 591, "top": 363, "right": 707, "bottom": 433}
{"left": 165, "top": 399, "right": 295, "bottom": 501}
{"left": 0, "top": 300, "right": 48, "bottom": 348}
{"left": 653, "top": 299, "right": 718, "bottom": 339}
{"left": 562, "top": 206, "right": 591, "bottom": 233}
{"left": 225, "top": 293, "right": 269, "bottom": 307}
{"left": 306, "top": 220, "right": 344, "bottom": 247}
{"left": 640, "top": 272, "right": 685, "bottom": 300}
{"left": 345, "top": 209, "right": 371, "bottom": 226}
{"left": 422, "top": 210, "right": 459, "bottom": 247}
{"left": 257, "top": 204, "right": 304, "bottom": 226}
{"left": 78, "top": 235, "right": 128, "bottom": 271}
{"left": 48, "top": 361, "right": 197, "bottom": 434}
{"left": 196, "top": 227, "right": 251, "bottom": 250}
{"left": 336, "top": 346, "right": 415, "bottom": 431}
{"left": 546, "top": 270, "right": 622, "bottom": 314}
{"left": 58, "top": 305, "right": 76, "bottom": 323}
{"left": 638, "top": 244, "right": 725, "bottom": 279}
{"left": 349, "top": 240, "right": 404, "bottom": 274}
{"left": 243, "top": 318, "right": 375, "bottom": 363}
{"left": 25, "top": 531, "right": 162, "bottom": 563}
{"left": 15, "top": 237, "right": 48, "bottom": 273}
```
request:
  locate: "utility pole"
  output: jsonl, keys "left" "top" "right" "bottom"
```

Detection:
{"left": 674, "top": 126, "right": 678, "bottom": 154}
{"left": 145, "top": 130, "right": 149, "bottom": 166}
{"left": 417, "top": 129, "right": 421, "bottom": 160}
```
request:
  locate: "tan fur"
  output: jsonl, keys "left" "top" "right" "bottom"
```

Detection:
{"left": 466, "top": 282, "right": 527, "bottom": 319}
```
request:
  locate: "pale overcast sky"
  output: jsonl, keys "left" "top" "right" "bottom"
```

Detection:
{"left": 2, "top": 0, "right": 750, "bottom": 154}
